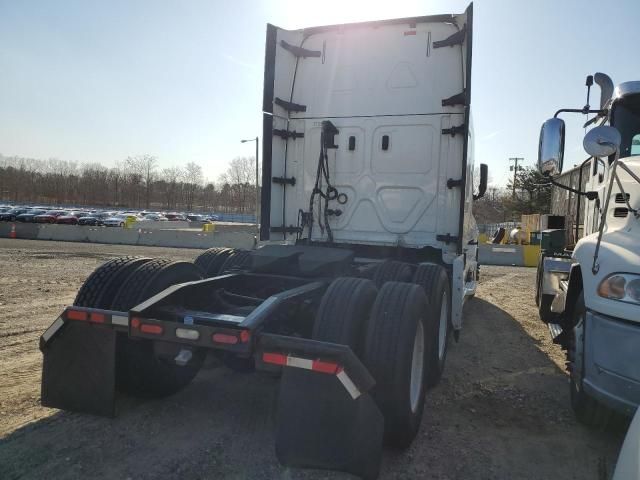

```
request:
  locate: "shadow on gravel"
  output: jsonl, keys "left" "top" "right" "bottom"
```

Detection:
{"left": 0, "top": 294, "right": 629, "bottom": 480}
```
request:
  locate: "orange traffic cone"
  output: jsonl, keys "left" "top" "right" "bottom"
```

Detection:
{"left": 9, "top": 223, "right": 17, "bottom": 239}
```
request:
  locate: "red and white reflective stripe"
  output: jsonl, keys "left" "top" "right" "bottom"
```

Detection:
{"left": 262, "top": 352, "right": 362, "bottom": 399}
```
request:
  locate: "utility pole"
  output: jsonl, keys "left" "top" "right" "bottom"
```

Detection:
{"left": 241, "top": 137, "right": 260, "bottom": 239}
{"left": 509, "top": 157, "right": 524, "bottom": 199}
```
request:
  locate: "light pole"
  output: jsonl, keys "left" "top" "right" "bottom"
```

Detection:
{"left": 241, "top": 137, "right": 260, "bottom": 237}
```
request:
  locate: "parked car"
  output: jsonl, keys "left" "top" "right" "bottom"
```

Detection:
{"left": 78, "top": 212, "right": 111, "bottom": 226}
{"left": 205, "top": 214, "right": 220, "bottom": 222}
{"left": 16, "top": 209, "right": 47, "bottom": 222}
{"left": 35, "top": 210, "right": 68, "bottom": 224}
{"left": 0, "top": 208, "right": 30, "bottom": 221}
{"left": 165, "top": 213, "right": 187, "bottom": 221}
{"left": 103, "top": 214, "right": 128, "bottom": 227}
{"left": 56, "top": 211, "right": 90, "bottom": 225}
{"left": 139, "top": 213, "right": 168, "bottom": 221}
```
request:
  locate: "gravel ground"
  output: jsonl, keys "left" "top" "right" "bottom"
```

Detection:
{"left": 0, "top": 239, "right": 627, "bottom": 479}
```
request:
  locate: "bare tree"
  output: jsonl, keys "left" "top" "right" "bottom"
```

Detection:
{"left": 161, "top": 166, "right": 182, "bottom": 210}
{"left": 182, "top": 162, "right": 203, "bottom": 211}
{"left": 126, "top": 155, "right": 157, "bottom": 209}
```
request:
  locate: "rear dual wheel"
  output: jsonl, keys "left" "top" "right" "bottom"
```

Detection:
{"left": 364, "top": 282, "right": 430, "bottom": 448}
{"left": 412, "top": 264, "right": 451, "bottom": 388}
{"left": 112, "top": 259, "right": 205, "bottom": 397}
{"left": 75, "top": 256, "right": 206, "bottom": 398}
{"left": 194, "top": 248, "right": 251, "bottom": 277}
{"left": 313, "top": 275, "right": 443, "bottom": 448}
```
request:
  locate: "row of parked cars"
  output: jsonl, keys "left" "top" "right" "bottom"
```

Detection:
{"left": 0, "top": 206, "right": 219, "bottom": 227}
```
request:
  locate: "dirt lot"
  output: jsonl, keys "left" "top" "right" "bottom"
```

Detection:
{"left": 0, "top": 239, "right": 626, "bottom": 479}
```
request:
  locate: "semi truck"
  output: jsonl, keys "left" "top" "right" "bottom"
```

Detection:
{"left": 39, "top": 4, "right": 486, "bottom": 478}
{"left": 536, "top": 73, "right": 640, "bottom": 426}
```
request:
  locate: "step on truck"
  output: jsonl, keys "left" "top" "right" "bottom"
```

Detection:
{"left": 536, "top": 73, "right": 640, "bottom": 426}
{"left": 39, "top": 4, "right": 486, "bottom": 478}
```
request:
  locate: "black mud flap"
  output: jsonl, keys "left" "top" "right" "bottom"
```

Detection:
{"left": 275, "top": 367, "right": 384, "bottom": 479}
{"left": 41, "top": 322, "right": 117, "bottom": 417}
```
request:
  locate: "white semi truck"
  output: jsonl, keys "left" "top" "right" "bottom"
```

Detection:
{"left": 537, "top": 73, "right": 640, "bottom": 425}
{"left": 39, "top": 4, "right": 485, "bottom": 478}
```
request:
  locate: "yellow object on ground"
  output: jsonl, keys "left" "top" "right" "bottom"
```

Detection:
{"left": 124, "top": 217, "right": 136, "bottom": 229}
{"left": 522, "top": 244, "right": 541, "bottom": 267}
{"left": 202, "top": 223, "right": 215, "bottom": 233}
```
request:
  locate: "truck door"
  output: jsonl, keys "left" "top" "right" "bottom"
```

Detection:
{"left": 263, "top": 6, "right": 472, "bottom": 254}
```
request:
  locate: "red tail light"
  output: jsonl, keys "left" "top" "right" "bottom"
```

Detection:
{"left": 212, "top": 333, "right": 239, "bottom": 345}
{"left": 140, "top": 323, "right": 163, "bottom": 335}
{"left": 239, "top": 330, "right": 250, "bottom": 343}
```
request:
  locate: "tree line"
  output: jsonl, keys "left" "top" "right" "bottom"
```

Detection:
{"left": 473, "top": 167, "right": 552, "bottom": 224}
{"left": 0, "top": 154, "right": 259, "bottom": 214}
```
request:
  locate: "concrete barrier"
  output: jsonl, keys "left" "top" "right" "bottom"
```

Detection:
{"left": 479, "top": 244, "right": 540, "bottom": 267}
{"left": 131, "top": 221, "right": 190, "bottom": 230}
{"left": 0, "top": 222, "right": 255, "bottom": 250}
{"left": 0, "top": 222, "right": 40, "bottom": 240}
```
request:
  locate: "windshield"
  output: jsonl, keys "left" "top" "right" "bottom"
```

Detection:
{"left": 611, "top": 93, "right": 640, "bottom": 157}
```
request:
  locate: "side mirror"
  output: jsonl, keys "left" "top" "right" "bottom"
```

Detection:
{"left": 538, "top": 118, "right": 565, "bottom": 177}
{"left": 583, "top": 125, "right": 621, "bottom": 158}
{"left": 473, "top": 163, "right": 488, "bottom": 200}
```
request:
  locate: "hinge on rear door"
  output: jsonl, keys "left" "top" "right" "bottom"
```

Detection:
{"left": 274, "top": 97, "right": 307, "bottom": 113}
{"left": 437, "top": 233, "right": 459, "bottom": 244}
{"left": 272, "top": 176, "right": 296, "bottom": 186}
{"left": 270, "top": 225, "right": 303, "bottom": 234}
{"left": 433, "top": 25, "right": 466, "bottom": 48}
{"left": 447, "top": 178, "right": 463, "bottom": 188}
{"left": 442, "top": 90, "right": 466, "bottom": 107}
{"left": 442, "top": 124, "right": 466, "bottom": 137}
{"left": 273, "top": 129, "right": 304, "bottom": 140}
{"left": 280, "top": 40, "right": 321, "bottom": 58}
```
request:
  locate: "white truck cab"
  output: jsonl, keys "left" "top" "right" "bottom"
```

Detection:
{"left": 262, "top": 4, "right": 486, "bottom": 334}
{"left": 537, "top": 74, "right": 640, "bottom": 424}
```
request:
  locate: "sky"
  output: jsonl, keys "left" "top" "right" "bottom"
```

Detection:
{"left": 1, "top": 0, "right": 639, "bottom": 186}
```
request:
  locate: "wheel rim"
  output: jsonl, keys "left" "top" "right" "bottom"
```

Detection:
{"left": 410, "top": 319, "right": 425, "bottom": 413}
{"left": 438, "top": 291, "right": 449, "bottom": 361}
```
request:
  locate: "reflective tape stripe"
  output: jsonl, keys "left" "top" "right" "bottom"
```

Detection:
{"left": 42, "top": 317, "right": 64, "bottom": 343}
{"left": 286, "top": 356, "right": 313, "bottom": 370}
{"left": 336, "top": 368, "right": 361, "bottom": 400}
{"left": 262, "top": 352, "right": 361, "bottom": 400}
{"left": 111, "top": 315, "right": 128, "bottom": 326}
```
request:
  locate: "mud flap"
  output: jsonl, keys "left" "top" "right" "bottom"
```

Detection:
{"left": 41, "top": 322, "right": 117, "bottom": 417}
{"left": 275, "top": 367, "right": 383, "bottom": 479}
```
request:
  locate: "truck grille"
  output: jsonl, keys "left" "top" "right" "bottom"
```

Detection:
{"left": 613, "top": 207, "right": 628, "bottom": 218}
{"left": 615, "top": 193, "right": 630, "bottom": 203}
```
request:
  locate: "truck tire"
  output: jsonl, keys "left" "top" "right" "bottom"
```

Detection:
{"left": 363, "top": 282, "right": 429, "bottom": 448}
{"left": 412, "top": 264, "right": 451, "bottom": 388}
{"left": 219, "top": 249, "right": 252, "bottom": 274}
{"left": 194, "top": 247, "right": 234, "bottom": 277}
{"left": 74, "top": 256, "right": 152, "bottom": 309}
{"left": 372, "top": 260, "right": 412, "bottom": 288}
{"left": 312, "top": 277, "right": 378, "bottom": 356}
{"left": 111, "top": 259, "right": 206, "bottom": 398}
{"left": 538, "top": 294, "right": 557, "bottom": 323}
{"left": 568, "top": 291, "right": 613, "bottom": 427}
